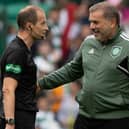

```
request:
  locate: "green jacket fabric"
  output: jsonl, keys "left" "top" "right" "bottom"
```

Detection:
{"left": 39, "top": 28, "right": 129, "bottom": 119}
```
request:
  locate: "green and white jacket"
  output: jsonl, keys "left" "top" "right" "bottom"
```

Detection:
{"left": 39, "top": 28, "right": 129, "bottom": 119}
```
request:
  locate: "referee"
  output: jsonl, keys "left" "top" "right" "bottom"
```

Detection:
{"left": 0, "top": 5, "right": 48, "bottom": 129}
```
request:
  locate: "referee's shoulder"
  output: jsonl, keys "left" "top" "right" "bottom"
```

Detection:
{"left": 7, "top": 38, "right": 23, "bottom": 51}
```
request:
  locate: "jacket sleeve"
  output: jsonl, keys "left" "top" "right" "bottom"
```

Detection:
{"left": 38, "top": 42, "right": 85, "bottom": 89}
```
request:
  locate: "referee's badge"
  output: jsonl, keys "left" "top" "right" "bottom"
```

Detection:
{"left": 110, "top": 46, "right": 122, "bottom": 58}
{"left": 5, "top": 64, "right": 22, "bottom": 74}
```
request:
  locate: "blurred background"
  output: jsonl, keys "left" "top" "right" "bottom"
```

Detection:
{"left": 0, "top": 0, "right": 129, "bottom": 129}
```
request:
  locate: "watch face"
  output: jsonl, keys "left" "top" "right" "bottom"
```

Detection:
{"left": 9, "top": 119, "right": 15, "bottom": 124}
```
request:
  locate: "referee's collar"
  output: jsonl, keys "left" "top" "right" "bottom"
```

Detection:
{"left": 16, "top": 36, "right": 31, "bottom": 53}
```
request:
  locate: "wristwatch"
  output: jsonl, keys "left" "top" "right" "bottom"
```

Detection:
{"left": 5, "top": 118, "right": 15, "bottom": 125}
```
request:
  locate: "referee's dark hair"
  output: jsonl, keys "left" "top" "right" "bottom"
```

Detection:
{"left": 17, "top": 5, "right": 41, "bottom": 29}
{"left": 89, "top": 1, "right": 120, "bottom": 26}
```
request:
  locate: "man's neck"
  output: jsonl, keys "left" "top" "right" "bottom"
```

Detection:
{"left": 109, "top": 27, "right": 119, "bottom": 40}
{"left": 17, "top": 30, "right": 33, "bottom": 49}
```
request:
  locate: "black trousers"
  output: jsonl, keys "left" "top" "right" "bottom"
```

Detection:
{"left": 0, "top": 110, "right": 36, "bottom": 129}
{"left": 15, "top": 110, "right": 36, "bottom": 129}
{"left": 74, "top": 114, "right": 129, "bottom": 129}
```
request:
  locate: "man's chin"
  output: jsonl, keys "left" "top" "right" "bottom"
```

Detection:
{"left": 41, "top": 36, "right": 46, "bottom": 40}
{"left": 96, "top": 37, "right": 108, "bottom": 43}
{"left": 94, "top": 35, "right": 100, "bottom": 41}
{"left": 37, "top": 36, "right": 46, "bottom": 40}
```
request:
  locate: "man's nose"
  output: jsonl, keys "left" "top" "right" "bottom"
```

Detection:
{"left": 45, "top": 25, "right": 50, "bottom": 37}
{"left": 45, "top": 25, "right": 49, "bottom": 31}
{"left": 90, "top": 22, "right": 96, "bottom": 29}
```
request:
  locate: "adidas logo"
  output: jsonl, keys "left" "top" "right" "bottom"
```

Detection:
{"left": 88, "top": 48, "right": 94, "bottom": 54}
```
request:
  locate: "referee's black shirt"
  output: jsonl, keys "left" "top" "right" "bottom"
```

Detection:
{"left": 0, "top": 36, "right": 37, "bottom": 112}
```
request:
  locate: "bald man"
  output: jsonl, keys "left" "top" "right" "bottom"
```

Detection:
{"left": 0, "top": 5, "right": 48, "bottom": 129}
{"left": 38, "top": 2, "right": 129, "bottom": 129}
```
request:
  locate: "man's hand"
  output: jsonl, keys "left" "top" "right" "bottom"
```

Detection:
{"left": 5, "top": 124, "right": 15, "bottom": 129}
{"left": 36, "top": 84, "right": 41, "bottom": 94}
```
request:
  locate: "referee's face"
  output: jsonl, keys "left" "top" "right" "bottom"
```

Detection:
{"left": 31, "top": 10, "right": 49, "bottom": 40}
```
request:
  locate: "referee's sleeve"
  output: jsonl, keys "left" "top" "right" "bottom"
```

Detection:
{"left": 3, "top": 49, "right": 26, "bottom": 81}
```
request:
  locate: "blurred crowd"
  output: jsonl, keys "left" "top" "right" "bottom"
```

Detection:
{"left": 2, "top": 0, "right": 129, "bottom": 129}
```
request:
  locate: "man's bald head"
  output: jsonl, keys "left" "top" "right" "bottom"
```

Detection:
{"left": 17, "top": 5, "right": 45, "bottom": 29}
